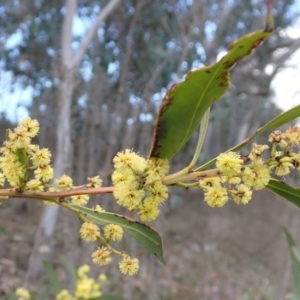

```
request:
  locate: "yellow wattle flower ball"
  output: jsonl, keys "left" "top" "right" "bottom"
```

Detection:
{"left": 31, "top": 147, "right": 51, "bottom": 167}
{"left": 119, "top": 255, "right": 139, "bottom": 276}
{"left": 216, "top": 152, "right": 243, "bottom": 176}
{"left": 92, "top": 247, "right": 112, "bottom": 266}
{"left": 18, "top": 117, "right": 40, "bottom": 138}
{"left": 87, "top": 175, "right": 102, "bottom": 188}
{"left": 242, "top": 163, "right": 270, "bottom": 190}
{"left": 15, "top": 287, "right": 31, "bottom": 300}
{"left": 204, "top": 186, "right": 228, "bottom": 208}
{"left": 71, "top": 194, "right": 89, "bottom": 206}
{"left": 55, "top": 174, "right": 73, "bottom": 189}
{"left": 80, "top": 222, "right": 100, "bottom": 242}
{"left": 138, "top": 200, "right": 160, "bottom": 221}
{"left": 56, "top": 289, "right": 73, "bottom": 300}
{"left": 77, "top": 264, "right": 90, "bottom": 278}
{"left": 104, "top": 224, "right": 124, "bottom": 242}
{"left": 113, "top": 149, "right": 146, "bottom": 172}
{"left": 232, "top": 184, "right": 252, "bottom": 205}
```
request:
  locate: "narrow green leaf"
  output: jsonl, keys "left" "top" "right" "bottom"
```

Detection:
{"left": 284, "top": 228, "right": 300, "bottom": 298}
{"left": 7, "top": 292, "right": 17, "bottom": 300}
{"left": 284, "top": 227, "right": 297, "bottom": 248}
{"left": 292, "top": 247, "right": 300, "bottom": 265}
{"left": 59, "top": 256, "right": 77, "bottom": 288}
{"left": 190, "top": 108, "right": 210, "bottom": 168}
{"left": 149, "top": 11, "right": 274, "bottom": 160}
{"left": 69, "top": 204, "right": 165, "bottom": 263}
{"left": 228, "top": 104, "right": 300, "bottom": 152}
{"left": 43, "top": 261, "right": 62, "bottom": 294}
{"left": 197, "top": 104, "right": 300, "bottom": 171}
{"left": 266, "top": 179, "right": 300, "bottom": 209}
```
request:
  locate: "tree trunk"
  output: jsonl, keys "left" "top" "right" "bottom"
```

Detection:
{"left": 24, "top": 67, "right": 75, "bottom": 282}
{"left": 24, "top": 0, "right": 122, "bottom": 282}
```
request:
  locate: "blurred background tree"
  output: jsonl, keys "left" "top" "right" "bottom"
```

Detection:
{"left": 1, "top": 0, "right": 300, "bottom": 299}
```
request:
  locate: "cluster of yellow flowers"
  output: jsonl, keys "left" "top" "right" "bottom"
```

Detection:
{"left": 15, "top": 287, "right": 31, "bottom": 300}
{"left": 56, "top": 265, "right": 107, "bottom": 300}
{"left": 79, "top": 219, "right": 139, "bottom": 275}
{"left": 201, "top": 126, "right": 300, "bottom": 208}
{"left": 112, "top": 149, "right": 170, "bottom": 221}
{"left": 0, "top": 117, "right": 54, "bottom": 189}
{"left": 7, "top": 118, "right": 299, "bottom": 279}
{"left": 0, "top": 119, "right": 138, "bottom": 275}
{"left": 49, "top": 174, "right": 102, "bottom": 206}
{"left": 0, "top": 117, "right": 103, "bottom": 206}
{"left": 79, "top": 149, "right": 170, "bottom": 276}
{"left": 15, "top": 265, "right": 107, "bottom": 300}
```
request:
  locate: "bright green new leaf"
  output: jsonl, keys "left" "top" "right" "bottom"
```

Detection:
{"left": 284, "top": 228, "right": 300, "bottom": 298}
{"left": 197, "top": 104, "right": 300, "bottom": 171}
{"left": 266, "top": 179, "right": 300, "bottom": 209}
{"left": 69, "top": 204, "right": 165, "bottom": 263}
{"left": 149, "top": 8, "right": 274, "bottom": 160}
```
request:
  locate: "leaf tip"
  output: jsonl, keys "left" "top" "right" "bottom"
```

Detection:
{"left": 265, "top": 2, "right": 274, "bottom": 32}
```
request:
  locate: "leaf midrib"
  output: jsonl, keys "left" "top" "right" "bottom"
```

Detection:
{"left": 176, "top": 61, "right": 225, "bottom": 157}
{"left": 70, "top": 204, "right": 160, "bottom": 246}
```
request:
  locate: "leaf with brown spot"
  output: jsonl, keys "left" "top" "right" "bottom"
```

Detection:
{"left": 149, "top": 7, "right": 274, "bottom": 160}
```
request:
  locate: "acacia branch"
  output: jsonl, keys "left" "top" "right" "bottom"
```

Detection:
{"left": 0, "top": 186, "right": 114, "bottom": 201}
{"left": 72, "top": 0, "right": 122, "bottom": 67}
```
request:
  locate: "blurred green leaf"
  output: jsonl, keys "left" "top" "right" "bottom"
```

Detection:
{"left": 7, "top": 292, "right": 17, "bottom": 300}
{"left": 292, "top": 246, "right": 300, "bottom": 264}
{"left": 59, "top": 256, "right": 77, "bottom": 288}
{"left": 266, "top": 179, "right": 300, "bottom": 209}
{"left": 43, "top": 261, "right": 62, "bottom": 295}
{"left": 69, "top": 204, "right": 165, "bottom": 263}
{"left": 149, "top": 10, "right": 274, "bottom": 160}
{"left": 197, "top": 104, "right": 300, "bottom": 171}
{"left": 284, "top": 228, "right": 300, "bottom": 298}
{"left": 286, "top": 294, "right": 300, "bottom": 300}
